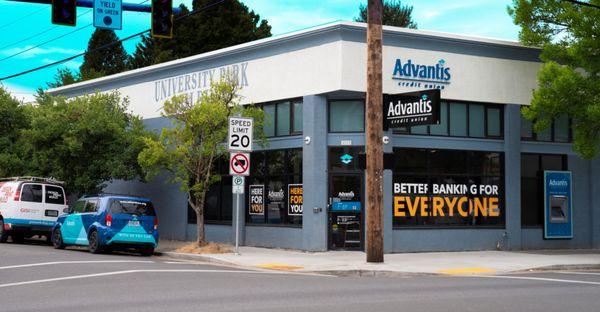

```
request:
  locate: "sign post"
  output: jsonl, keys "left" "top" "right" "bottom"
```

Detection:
{"left": 228, "top": 116, "right": 253, "bottom": 255}
{"left": 232, "top": 175, "right": 245, "bottom": 254}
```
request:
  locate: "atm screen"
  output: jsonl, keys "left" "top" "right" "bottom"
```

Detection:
{"left": 549, "top": 195, "right": 568, "bottom": 223}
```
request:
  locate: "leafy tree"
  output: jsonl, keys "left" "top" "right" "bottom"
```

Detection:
{"left": 80, "top": 29, "right": 129, "bottom": 80}
{"left": 46, "top": 68, "right": 81, "bottom": 89}
{"left": 138, "top": 78, "right": 265, "bottom": 246}
{"left": 355, "top": 0, "right": 417, "bottom": 28}
{"left": 131, "top": 0, "right": 271, "bottom": 68}
{"left": 20, "top": 92, "right": 148, "bottom": 195}
{"left": 509, "top": 0, "right": 600, "bottom": 159}
{"left": 0, "top": 86, "right": 30, "bottom": 177}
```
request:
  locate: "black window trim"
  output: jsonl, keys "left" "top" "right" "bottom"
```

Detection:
{"left": 521, "top": 116, "right": 573, "bottom": 143}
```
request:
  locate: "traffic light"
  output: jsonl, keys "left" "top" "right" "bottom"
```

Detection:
{"left": 152, "top": 0, "right": 173, "bottom": 39}
{"left": 52, "top": 0, "right": 77, "bottom": 26}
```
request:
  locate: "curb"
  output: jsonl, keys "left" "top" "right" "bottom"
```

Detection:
{"left": 157, "top": 251, "right": 243, "bottom": 267}
{"left": 517, "top": 263, "right": 600, "bottom": 272}
{"left": 156, "top": 252, "right": 600, "bottom": 278}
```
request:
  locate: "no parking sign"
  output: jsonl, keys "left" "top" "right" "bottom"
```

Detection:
{"left": 230, "top": 152, "right": 250, "bottom": 176}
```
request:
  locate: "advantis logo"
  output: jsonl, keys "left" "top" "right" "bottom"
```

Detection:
{"left": 384, "top": 89, "right": 441, "bottom": 128}
{"left": 387, "top": 93, "right": 432, "bottom": 121}
{"left": 549, "top": 179, "right": 568, "bottom": 187}
{"left": 340, "top": 154, "right": 353, "bottom": 165}
{"left": 392, "top": 59, "right": 451, "bottom": 89}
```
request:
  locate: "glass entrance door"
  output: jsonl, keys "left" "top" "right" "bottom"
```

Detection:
{"left": 328, "top": 174, "right": 363, "bottom": 250}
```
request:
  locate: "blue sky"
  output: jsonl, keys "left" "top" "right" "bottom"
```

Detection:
{"left": 0, "top": 0, "right": 520, "bottom": 101}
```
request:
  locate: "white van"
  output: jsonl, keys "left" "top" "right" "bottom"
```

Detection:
{"left": 0, "top": 177, "right": 68, "bottom": 243}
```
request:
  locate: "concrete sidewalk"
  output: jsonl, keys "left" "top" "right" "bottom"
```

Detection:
{"left": 158, "top": 242, "right": 600, "bottom": 276}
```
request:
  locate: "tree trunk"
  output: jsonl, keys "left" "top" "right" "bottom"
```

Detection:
{"left": 191, "top": 191, "right": 207, "bottom": 247}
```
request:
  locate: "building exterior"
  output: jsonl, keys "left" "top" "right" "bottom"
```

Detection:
{"left": 49, "top": 21, "right": 600, "bottom": 252}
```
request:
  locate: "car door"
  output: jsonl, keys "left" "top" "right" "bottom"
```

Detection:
{"left": 18, "top": 183, "right": 45, "bottom": 226}
{"left": 43, "top": 185, "right": 66, "bottom": 224}
{"left": 60, "top": 200, "right": 88, "bottom": 245}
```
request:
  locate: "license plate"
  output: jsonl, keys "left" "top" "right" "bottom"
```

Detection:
{"left": 128, "top": 221, "right": 140, "bottom": 226}
{"left": 45, "top": 210, "right": 59, "bottom": 217}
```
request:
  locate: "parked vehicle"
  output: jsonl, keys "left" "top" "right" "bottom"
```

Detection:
{"left": 0, "top": 177, "right": 67, "bottom": 243}
{"left": 51, "top": 194, "right": 158, "bottom": 256}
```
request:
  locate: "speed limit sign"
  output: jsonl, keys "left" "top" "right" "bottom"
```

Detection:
{"left": 228, "top": 117, "right": 253, "bottom": 152}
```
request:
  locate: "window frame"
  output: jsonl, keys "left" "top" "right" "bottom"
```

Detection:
{"left": 520, "top": 153, "right": 568, "bottom": 227}
{"left": 327, "top": 99, "right": 366, "bottom": 133}
{"left": 392, "top": 147, "right": 506, "bottom": 229}
{"left": 44, "top": 185, "right": 66, "bottom": 205}
{"left": 520, "top": 116, "right": 573, "bottom": 143}
{"left": 261, "top": 98, "right": 303, "bottom": 138}
{"left": 19, "top": 183, "right": 43, "bottom": 203}
{"left": 392, "top": 99, "right": 504, "bottom": 140}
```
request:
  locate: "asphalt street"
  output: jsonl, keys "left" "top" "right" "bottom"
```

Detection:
{"left": 1, "top": 241, "right": 599, "bottom": 312}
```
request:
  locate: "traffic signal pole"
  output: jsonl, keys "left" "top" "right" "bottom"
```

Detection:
{"left": 6, "top": 0, "right": 182, "bottom": 14}
{"left": 365, "top": 0, "right": 384, "bottom": 263}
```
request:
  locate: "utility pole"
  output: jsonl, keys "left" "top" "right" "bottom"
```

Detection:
{"left": 365, "top": 0, "right": 384, "bottom": 263}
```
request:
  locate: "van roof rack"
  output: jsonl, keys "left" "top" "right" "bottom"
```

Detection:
{"left": 0, "top": 176, "right": 65, "bottom": 184}
{"left": 83, "top": 193, "right": 147, "bottom": 198}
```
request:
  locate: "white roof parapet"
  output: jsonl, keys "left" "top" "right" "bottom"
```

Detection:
{"left": 47, "top": 20, "right": 539, "bottom": 96}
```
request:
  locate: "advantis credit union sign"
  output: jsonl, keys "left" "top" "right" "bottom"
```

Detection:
{"left": 384, "top": 89, "right": 441, "bottom": 128}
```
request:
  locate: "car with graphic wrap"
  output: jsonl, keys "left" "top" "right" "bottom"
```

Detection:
{"left": 51, "top": 194, "right": 158, "bottom": 256}
{"left": 0, "top": 177, "right": 68, "bottom": 243}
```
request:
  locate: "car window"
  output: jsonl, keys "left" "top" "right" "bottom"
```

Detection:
{"left": 71, "top": 200, "right": 86, "bottom": 213}
{"left": 21, "top": 184, "right": 43, "bottom": 203}
{"left": 84, "top": 200, "right": 99, "bottom": 213}
{"left": 110, "top": 199, "right": 156, "bottom": 216}
{"left": 45, "top": 185, "right": 65, "bottom": 205}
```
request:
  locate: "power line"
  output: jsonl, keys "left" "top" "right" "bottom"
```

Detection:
{"left": 0, "top": 10, "right": 92, "bottom": 50}
{"left": 0, "top": 0, "right": 150, "bottom": 63}
{"left": 561, "top": 0, "right": 600, "bottom": 10}
{"left": 0, "top": 0, "right": 227, "bottom": 82}
{"left": 0, "top": 6, "right": 47, "bottom": 31}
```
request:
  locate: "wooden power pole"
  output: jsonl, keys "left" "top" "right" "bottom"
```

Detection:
{"left": 365, "top": 0, "right": 384, "bottom": 263}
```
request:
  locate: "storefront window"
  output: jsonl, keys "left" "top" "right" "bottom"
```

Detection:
{"left": 393, "top": 148, "right": 505, "bottom": 227}
{"left": 246, "top": 148, "right": 302, "bottom": 226}
{"left": 329, "top": 100, "right": 365, "bottom": 133}
{"left": 520, "top": 115, "right": 572, "bottom": 143}
{"left": 430, "top": 102, "right": 448, "bottom": 136}
{"left": 262, "top": 99, "right": 302, "bottom": 137}
{"left": 449, "top": 102, "right": 467, "bottom": 137}
{"left": 521, "top": 153, "right": 567, "bottom": 226}
{"left": 402, "top": 101, "right": 503, "bottom": 139}
{"left": 486, "top": 107, "right": 502, "bottom": 137}
{"left": 469, "top": 104, "right": 485, "bottom": 138}
{"left": 188, "top": 159, "right": 232, "bottom": 224}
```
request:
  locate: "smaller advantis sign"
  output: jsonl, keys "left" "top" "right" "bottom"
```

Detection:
{"left": 93, "top": 0, "right": 123, "bottom": 30}
{"left": 249, "top": 185, "right": 265, "bottom": 215}
{"left": 384, "top": 89, "right": 441, "bottom": 128}
{"left": 288, "top": 184, "right": 303, "bottom": 216}
{"left": 544, "top": 171, "right": 573, "bottom": 239}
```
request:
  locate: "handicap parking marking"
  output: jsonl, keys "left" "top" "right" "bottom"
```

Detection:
{"left": 0, "top": 260, "right": 154, "bottom": 270}
{"left": 466, "top": 274, "right": 600, "bottom": 286}
{"left": 0, "top": 269, "right": 332, "bottom": 289}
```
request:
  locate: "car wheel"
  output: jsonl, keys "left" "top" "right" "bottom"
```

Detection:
{"left": 52, "top": 228, "right": 66, "bottom": 249}
{"left": 0, "top": 219, "right": 8, "bottom": 243}
{"left": 11, "top": 233, "right": 24, "bottom": 244}
{"left": 140, "top": 247, "right": 154, "bottom": 257}
{"left": 88, "top": 230, "right": 103, "bottom": 254}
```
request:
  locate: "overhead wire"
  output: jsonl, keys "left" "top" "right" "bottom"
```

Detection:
{"left": 0, "top": 0, "right": 227, "bottom": 82}
{"left": 0, "top": 6, "right": 47, "bottom": 31}
{"left": 0, "top": 0, "right": 150, "bottom": 62}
